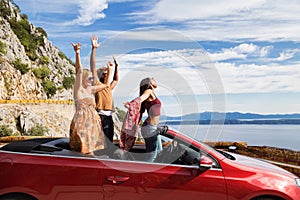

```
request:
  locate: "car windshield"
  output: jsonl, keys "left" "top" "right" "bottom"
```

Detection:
{"left": 166, "top": 126, "right": 224, "bottom": 157}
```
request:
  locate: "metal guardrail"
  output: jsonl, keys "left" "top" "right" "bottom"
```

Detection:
{"left": 0, "top": 99, "right": 74, "bottom": 104}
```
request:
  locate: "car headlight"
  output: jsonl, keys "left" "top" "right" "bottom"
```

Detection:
{"left": 296, "top": 178, "right": 300, "bottom": 188}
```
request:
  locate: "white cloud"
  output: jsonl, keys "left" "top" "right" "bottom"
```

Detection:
{"left": 261, "top": 49, "right": 300, "bottom": 62}
{"left": 141, "top": 0, "right": 265, "bottom": 22}
{"left": 208, "top": 50, "right": 246, "bottom": 61}
{"left": 130, "top": 0, "right": 300, "bottom": 41}
{"left": 98, "top": 47, "right": 300, "bottom": 114}
{"left": 65, "top": 0, "right": 108, "bottom": 26}
{"left": 207, "top": 43, "right": 273, "bottom": 61}
{"left": 215, "top": 62, "right": 300, "bottom": 93}
{"left": 274, "top": 49, "right": 300, "bottom": 62}
{"left": 274, "top": 51, "right": 295, "bottom": 61}
{"left": 108, "top": 48, "right": 300, "bottom": 96}
{"left": 15, "top": 0, "right": 300, "bottom": 42}
{"left": 108, "top": 0, "right": 136, "bottom": 2}
{"left": 259, "top": 46, "right": 273, "bottom": 57}
{"left": 233, "top": 43, "right": 258, "bottom": 54}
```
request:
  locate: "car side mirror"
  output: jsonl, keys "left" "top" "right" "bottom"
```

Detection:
{"left": 199, "top": 155, "right": 213, "bottom": 169}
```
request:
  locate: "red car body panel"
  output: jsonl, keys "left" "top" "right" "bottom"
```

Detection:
{"left": 220, "top": 157, "right": 299, "bottom": 200}
{"left": 0, "top": 153, "right": 104, "bottom": 200}
{"left": 101, "top": 159, "right": 227, "bottom": 200}
{"left": 0, "top": 127, "right": 299, "bottom": 200}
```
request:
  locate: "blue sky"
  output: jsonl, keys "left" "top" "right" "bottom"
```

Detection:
{"left": 13, "top": 0, "right": 300, "bottom": 116}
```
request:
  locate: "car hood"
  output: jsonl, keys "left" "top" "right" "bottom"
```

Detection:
{"left": 227, "top": 152, "right": 294, "bottom": 176}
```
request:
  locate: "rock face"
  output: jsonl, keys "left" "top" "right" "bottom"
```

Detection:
{"left": 0, "top": 0, "right": 74, "bottom": 100}
{"left": 0, "top": 103, "right": 122, "bottom": 138}
{"left": 0, "top": 0, "right": 84, "bottom": 136}
{"left": 0, "top": 104, "right": 74, "bottom": 137}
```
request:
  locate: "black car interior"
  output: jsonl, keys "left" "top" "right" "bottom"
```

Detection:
{"left": 0, "top": 126, "right": 201, "bottom": 166}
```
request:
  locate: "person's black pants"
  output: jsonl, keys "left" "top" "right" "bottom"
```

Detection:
{"left": 99, "top": 114, "right": 114, "bottom": 147}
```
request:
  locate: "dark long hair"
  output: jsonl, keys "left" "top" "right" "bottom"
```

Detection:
{"left": 139, "top": 77, "right": 152, "bottom": 115}
{"left": 139, "top": 77, "right": 152, "bottom": 96}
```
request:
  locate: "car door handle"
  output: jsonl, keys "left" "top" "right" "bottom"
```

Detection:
{"left": 107, "top": 176, "right": 130, "bottom": 184}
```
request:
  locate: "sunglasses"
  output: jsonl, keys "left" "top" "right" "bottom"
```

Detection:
{"left": 88, "top": 76, "right": 94, "bottom": 81}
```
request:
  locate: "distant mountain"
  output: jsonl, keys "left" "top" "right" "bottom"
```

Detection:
{"left": 160, "top": 112, "right": 300, "bottom": 125}
{"left": 162, "top": 112, "right": 300, "bottom": 120}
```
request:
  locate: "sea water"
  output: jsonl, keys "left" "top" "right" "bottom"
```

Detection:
{"left": 168, "top": 124, "right": 300, "bottom": 151}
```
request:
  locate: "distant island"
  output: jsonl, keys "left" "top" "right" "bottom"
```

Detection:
{"left": 160, "top": 112, "right": 300, "bottom": 125}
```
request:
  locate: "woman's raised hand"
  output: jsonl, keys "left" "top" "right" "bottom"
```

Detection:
{"left": 71, "top": 42, "right": 81, "bottom": 53}
{"left": 91, "top": 35, "right": 100, "bottom": 49}
{"left": 113, "top": 56, "right": 118, "bottom": 67}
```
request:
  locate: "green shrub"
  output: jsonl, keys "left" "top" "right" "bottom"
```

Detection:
{"left": 9, "top": 17, "right": 44, "bottom": 61}
{"left": 58, "top": 51, "right": 66, "bottom": 59}
{"left": 27, "top": 51, "right": 38, "bottom": 61}
{"left": 0, "top": 1, "right": 11, "bottom": 20}
{"left": 12, "top": 2, "right": 20, "bottom": 13}
{"left": 27, "top": 124, "right": 49, "bottom": 136}
{"left": 0, "top": 125, "right": 13, "bottom": 137}
{"left": 0, "top": 40, "right": 6, "bottom": 55}
{"left": 35, "top": 35, "right": 44, "bottom": 47}
{"left": 115, "top": 107, "right": 126, "bottom": 122}
{"left": 36, "top": 27, "right": 47, "bottom": 38}
{"left": 39, "top": 56, "right": 50, "bottom": 65}
{"left": 62, "top": 76, "right": 75, "bottom": 90}
{"left": 57, "top": 86, "right": 64, "bottom": 91}
{"left": 42, "top": 80, "right": 57, "bottom": 97}
{"left": 20, "top": 13, "right": 28, "bottom": 20}
{"left": 33, "top": 65, "right": 50, "bottom": 79}
{"left": 58, "top": 51, "right": 73, "bottom": 64}
{"left": 68, "top": 68, "right": 75, "bottom": 75}
{"left": 12, "top": 58, "right": 29, "bottom": 74}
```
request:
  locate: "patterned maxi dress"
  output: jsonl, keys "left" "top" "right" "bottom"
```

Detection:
{"left": 70, "top": 97, "right": 105, "bottom": 154}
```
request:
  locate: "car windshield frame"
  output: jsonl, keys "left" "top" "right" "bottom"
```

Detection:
{"left": 165, "top": 126, "right": 225, "bottom": 157}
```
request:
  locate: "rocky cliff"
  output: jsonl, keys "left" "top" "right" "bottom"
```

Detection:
{"left": 0, "top": 0, "right": 77, "bottom": 136}
{"left": 0, "top": 0, "right": 74, "bottom": 100}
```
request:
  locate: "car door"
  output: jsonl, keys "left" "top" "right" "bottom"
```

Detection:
{"left": 101, "top": 152, "right": 227, "bottom": 200}
{"left": 0, "top": 152, "right": 105, "bottom": 200}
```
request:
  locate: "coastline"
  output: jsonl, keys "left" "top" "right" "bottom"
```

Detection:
{"left": 163, "top": 119, "right": 300, "bottom": 125}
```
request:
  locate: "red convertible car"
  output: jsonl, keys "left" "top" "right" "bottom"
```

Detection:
{"left": 0, "top": 126, "right": 299, "bottom": 200}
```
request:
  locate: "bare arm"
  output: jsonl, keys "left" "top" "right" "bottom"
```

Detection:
{"left": 110, "top": 56, "right": 119, "bottom": 90}
{"left": 124, "top": 89, "right": 152, "bottom": 108}
{"left": 139, "top": 89, "right": 152, "bottom": 102}
{"left": 72, "top": 42, "right": 83, "bottom": 100}
{"left": 90, "top": 35, "right": 100, "bottom": 84}
{"left": 103, "top": 62, "right": 112, "bottom": 85}
{"left": 91, "top": 83, "right": 109, "bottom": 94}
